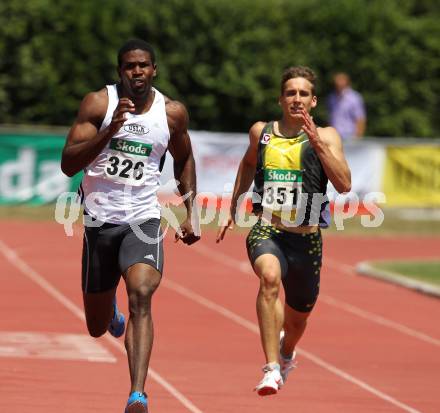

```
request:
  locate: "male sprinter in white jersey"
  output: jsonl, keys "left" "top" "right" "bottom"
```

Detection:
{"left": 61, "top": 39, "right": 199, "bottom": 412}
{"left": 217, "top": 67, "right": 351, "bottom": 395}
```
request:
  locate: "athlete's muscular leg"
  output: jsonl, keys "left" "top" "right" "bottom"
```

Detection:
{"left": 83, "top": 287, "right": 117, "bottom": 337}
{"left": 281, "top": 304, "right": 311, "bottom": 357}
{"left": 124, "top": 263, "right": 161, "bottom": 392}
{"left": 253, "top": 254, "right": 284, "bottom": 364}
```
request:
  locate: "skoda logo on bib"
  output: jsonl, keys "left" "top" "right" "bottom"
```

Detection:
{"left": 104, "top": 138, "right": 153, "bottom": 186}
{"left": 124, "top": 123, "right": 149, "bottom": 136}
{"left": 261, "top": 168, "right": 303, "bottom": 211}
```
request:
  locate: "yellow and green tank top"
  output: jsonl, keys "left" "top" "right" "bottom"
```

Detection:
{"left": 252, "top": 121, "right": 330, "bottom": 226}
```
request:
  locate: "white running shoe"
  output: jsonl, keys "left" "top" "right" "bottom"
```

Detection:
{"left": 254, "top": 364, "right": 283, "bottom": 396}
{"left": 279, "top": 330, "right": 297, "bottom": 384}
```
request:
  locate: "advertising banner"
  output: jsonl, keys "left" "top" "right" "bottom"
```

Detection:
{"left": 0, "top": 134, "right": 82, "bottom": 205}
{"left": 383, "top": 146, "right": 440, "bottom": 206}
{"left": 2, "top": 131, "right": 438, "bottom": 208}
{"left": 326, "top": 141, "right": 385, "bottom": 199}
{"left": 160, "top": 132, "right": 385, "bottom": 199}
{"left": 160, "top": 130, "right": 248, "bottom": 195}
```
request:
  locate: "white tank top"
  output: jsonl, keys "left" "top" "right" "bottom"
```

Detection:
{"left": 80, "top": 85, "right": 170, "bottom": 224}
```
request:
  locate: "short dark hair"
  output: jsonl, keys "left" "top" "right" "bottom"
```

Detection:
{"left": 281, "top": 66, "right": 317, "bottom": 94}
{"left": 117, "top": 39, "right": 156, "bottom": 67}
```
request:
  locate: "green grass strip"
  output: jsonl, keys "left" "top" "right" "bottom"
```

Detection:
{"left": 372, "top": 260, "right": 440, "bottom": 286}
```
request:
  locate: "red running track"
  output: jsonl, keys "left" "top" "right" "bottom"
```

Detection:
{"left": 0, "top": 220, "right": 439, "bottom": 413}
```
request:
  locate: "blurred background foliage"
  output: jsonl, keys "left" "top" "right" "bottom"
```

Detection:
{"left": 0, "top": 0, "right": 438, "bottom": 136}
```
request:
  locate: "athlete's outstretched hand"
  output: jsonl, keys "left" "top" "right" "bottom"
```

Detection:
{"left": 175, "top": 218, "right": 200, "bottom": 246}
{"left": 216, "top": 212, "right": 235, "bottom": 243}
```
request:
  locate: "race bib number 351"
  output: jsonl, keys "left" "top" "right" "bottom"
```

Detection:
{"left": 104, "top": 138, "right": 152, "bottom": 186}
{"left": 261, "top": 169, "right": 303, "bottom": 211}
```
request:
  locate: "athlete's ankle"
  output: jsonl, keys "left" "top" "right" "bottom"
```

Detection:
{"left": 265, "top": 362, "right": 281, "bottom": 371}
{"left": 280, "top": 350, "right": 294, "bottom": 360}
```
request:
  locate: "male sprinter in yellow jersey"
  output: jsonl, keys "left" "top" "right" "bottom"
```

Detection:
{"left": 217, "top": 66, "right": 351, "bottom": 395}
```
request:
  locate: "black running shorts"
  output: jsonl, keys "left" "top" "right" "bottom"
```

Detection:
{"left": 246, "top": 219, "right": 322, "bottom": 312}
{"left": 82, "top": 218, "right": 164, "bottom": 293}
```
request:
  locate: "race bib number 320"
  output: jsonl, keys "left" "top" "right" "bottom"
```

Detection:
{"left": 261, "top": 169, "right": 303, "bottom": 211}
{"left": 104, "top": 138, "right": 152, "bottom": 186}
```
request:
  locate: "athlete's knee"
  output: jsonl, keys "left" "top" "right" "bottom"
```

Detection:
{"left": 260, "top": 268, "right": 281, "bottom": 287}
{"left": 259, "top": 270, "right": 281, "bottom": 299}
{"left": 286, "top": 292, "right": 319, "bottom": 314}
{"left": 128, "top": 280, "right": 159, "bottom": 315}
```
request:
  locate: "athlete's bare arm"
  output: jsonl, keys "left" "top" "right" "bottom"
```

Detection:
{"left": 216, "top": 121, "right": 264, "bottom": 242}
{"left": 61, "top": 89, "right": 135, "bottom": 177}
{"left": 300, "top": 108, "right": 351, "bottom": 193}
{"left": 166, "top": 98, "right": 200, "bottom": 245}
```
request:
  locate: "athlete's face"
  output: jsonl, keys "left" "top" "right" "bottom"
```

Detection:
{"left": 279, "top": 77, "right": 317, "bottom": 120}
{"left": 118, "top": 49, "right": 156, "bottom": 98}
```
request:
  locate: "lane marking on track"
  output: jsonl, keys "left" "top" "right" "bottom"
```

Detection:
{"left": 0, "top": 332, "right": 116, "bottom": 362}
{"left": 193, "top": 243, "right": 440, "bottom": 347}
{"left": 318, "top": 295, "right": 440, "bottom": 347}
{"left": 0, "top": 238, "right": 203, "bottom": 413}
{"left": 164, "top": 278, "right": 422, "bottom": 413}
{"left": 324, "top": 257, "right": 356, "bottom": 275}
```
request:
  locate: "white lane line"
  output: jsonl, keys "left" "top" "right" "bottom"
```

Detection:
{"left": 0, "top": 332, "right": 117, "bottom": 363}
{"left": 324, "top": 257, "right": 355, "bottom": 275}
{"left": 0, "top": 238, "right": 203, "bottom": 413}
{"left": 102, "top": 334, "right": 203, "bottom": 413}
{"left": 319, "top": 295, "right": 440, "bottom": 347}
{"left": 193, "top": 243, "right": 440, "bottom": 347}
{"left": 164, "top": 279, "right": 422, "bottom": 413}
{"left": 194, "top": 244, "right": 254, "bottom": 275}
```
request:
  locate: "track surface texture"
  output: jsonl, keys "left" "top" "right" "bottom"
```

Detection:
{"left": 0, "top": 220, "right": 439, "bottom": 413}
